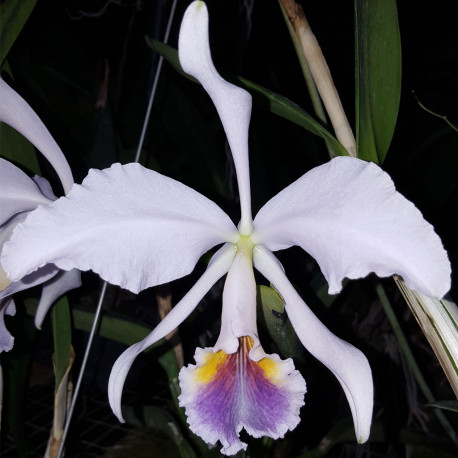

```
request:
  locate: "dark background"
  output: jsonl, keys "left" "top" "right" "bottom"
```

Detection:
{"left": 2, "top": 0, "right": 457, "bottom": 456}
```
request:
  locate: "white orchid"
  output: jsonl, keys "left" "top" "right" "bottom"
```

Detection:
{"left": 0, "top": 77, "right": 81, "bottom": 351}
{"left": 1, "top": 1, "right": 451, "bottom": 454}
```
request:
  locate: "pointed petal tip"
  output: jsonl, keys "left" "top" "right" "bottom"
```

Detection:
{"left": 0, "top": 77, "right": 74, "bottom": 193}
{"left": 178, "top": 1, "right": 208, "bottom": 74}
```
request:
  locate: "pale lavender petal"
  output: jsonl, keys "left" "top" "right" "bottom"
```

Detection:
{"left": 0, "top": 264, "right": 59, "bottom": 301}
{"left": 179, "top": 337, "right": 306, "bottom": 455}
{"left": 0, "top": 298, "right": 15, "bottom": 352}
{"left": 2, "top": 163, "right": 238, "bottom": 293}
{"left": 214, "top": 250, "right": 262, "bottom": 358}
{"left": 0, "top": 214, "right": 24, "bottom": 249}
{"left": 1, "top": 213, "right": 58, "bottom": 298}
{"left": 35, "top": 269, "right": 82, "bottom": 329}
{"left": 0, "top": 158, "right": 52, "bottom": 225}
{"left": 253, "top": 245, "right": 373, "bottom": 443}
{"left": 253, "top": 156, "right": 451, "bottom": 298}
{"left": 32, "top": 175, "right": 57, "bottom": 200}
{"left": 108, "top": 244, "right": 236, "bottom": 421}
{"left": 179, "top": 1, "right": 253, "bottom": 234}
{"left": 0, "top": 78, "right": 73, "bottom": 193}
{"left": 1, "top": 214, "right": 25, "bottom": 292}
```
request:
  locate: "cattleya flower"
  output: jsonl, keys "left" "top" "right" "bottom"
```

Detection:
{"left": 0, "top": 77, "right": 81, "bottom": 351}
{"left": 1, "top": 1, "right": 451, "bottom": 454}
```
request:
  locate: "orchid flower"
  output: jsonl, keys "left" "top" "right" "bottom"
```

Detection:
{"left": 1, "top": 1, "right": 451, "bottom": 454}
{"left": 0, "top": 77, "right": 81, "bottom": 351}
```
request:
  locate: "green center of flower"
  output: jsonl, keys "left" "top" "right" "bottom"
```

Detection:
{"left": 236, "top": 234, "right": 255, "bottom": 259}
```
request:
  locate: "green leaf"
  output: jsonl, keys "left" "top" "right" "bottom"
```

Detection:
{"left": 147, "top": 38, "right": 348, "bottom": 157}
{"left": 146, "top": 38, "right": 193, "bottom": 81}
{"left": 238, "top": 77, "right": 348, "bottom": 157}
{"left": 427, "top": 401, "right": 458, "bottom": 413}
{"left": 355, "top": 0, "right": 401, "bottom": 163}
{"left": 50, "top": 295, "right": 72, "bottom": 390}
{"left": 256, "top": 285, "right": 304, "bottom": 362}
{"left": 0, "top": 122, "right": 41, "bottom": 174}
{"left": 0, "top": 0, "right": 38, "bottom": 67}
{"left": 71, "top": 308, "right": 151, "bottom": 346}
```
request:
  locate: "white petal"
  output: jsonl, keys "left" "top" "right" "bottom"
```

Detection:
{"left": 253, "top": 156, "right": 451, "bottom": 298}
{"left": 0, "top": 78, "right": 73, "bottom": 194}
{"left": 0, "top": 264, "right": 59, "bottom": 301}
{"left": 0, "top": 159, "right": 52, "bottom": 225}
{"left": 35, "top": 269, "right": 82, "bottom": 329}
{"left": 214, "top": 250, "right": 264, "bottom": 360}
{"left": 108, "top": 243, "right": 236, "bottom": 421}
{"left": 1, "top": 214, "right": 24, "bottom": 256}
{"left": 0, "top": 298, "right": 16, "bottom": 352}
{"left": 178, "top": 1, "right": 253, "bottom": 233}
{"left": 1, "top": 215, "right": 26, "bottom": 292}
{"left": 2, "top": 163, "right": 238, "bottom": 293}
{"left": 33, "top": 175, "right": 58, "bottom": 200}
{"left": 253, "top": 245, "right": 373, "bottom": 443}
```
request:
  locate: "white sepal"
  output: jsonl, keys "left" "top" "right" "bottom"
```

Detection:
{"left": 253, "top": 156, "right": 451, "bottom": 298}
{"left": 253, "top": 244, "right": 373, "bottom": 443}
{"left": 35, "top": 269, "right": 82, "bottom": 329}
{"left": 0, "top": 159, "right": 52, "bottom": 225}
{"left": 178, "top": 1, "right": 253, "bottom": 234}
{"left": 108, "top": 243, "right": 236, "bottom": 421}
{"left": 2, "top": 163, "right": 238, "bottom": 293}
{"left": 0, "top": 78, "right": 73, "bottom": 193}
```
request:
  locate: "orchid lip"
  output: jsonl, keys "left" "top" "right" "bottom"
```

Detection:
{"left": 179, "top": 336, "right": 306, "bottom": 455}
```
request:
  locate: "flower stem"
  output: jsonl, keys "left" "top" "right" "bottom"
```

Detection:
{"left": 278, "top": 1, "right": 326, "bottom": 124}
{"left": 278, "top": 0, "right": 356, "bottom": 157}
{"left": 278, "top": 1, "right": 338, "bottom": 160}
